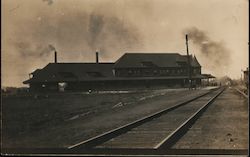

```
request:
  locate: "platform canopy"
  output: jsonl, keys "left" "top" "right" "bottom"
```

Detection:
{"left": 201, "top": 74, "right": 216, "bottom": 79}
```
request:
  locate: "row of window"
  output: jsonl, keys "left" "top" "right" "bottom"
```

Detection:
{"left": 39, "top": 69, "right": 201, "bottom": 79}
{"left": 52, "top": 71, "right": 105, "bottom": 78}
{"left": 116, "top": 68, "right": 201, "bottom": 77}
{"left": 126, "top": 69, "right": 200, "bottom": 75}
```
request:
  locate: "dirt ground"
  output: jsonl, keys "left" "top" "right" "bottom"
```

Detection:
{"left": 2, "top": 88, "right": 213, "bottom": 148}
{"left": 172, "top": 87, "right": 248, "bottom": 149}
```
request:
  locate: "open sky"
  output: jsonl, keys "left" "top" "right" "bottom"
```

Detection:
{"left": 2, "top": 0, "right": 249, "bottom": 87}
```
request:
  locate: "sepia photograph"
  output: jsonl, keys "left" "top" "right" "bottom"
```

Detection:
{"left": 2, "top": 0, "right": 249, "bottom": 156}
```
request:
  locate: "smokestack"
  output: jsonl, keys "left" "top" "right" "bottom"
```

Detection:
{"left": 54, "top": 51, "right": 57, "bottom": 63}
{"left": 96, "top": 51, "right": 99, "bottom": 63}
{"left": 186, "top": 34, "right": 189, "bottom": 56}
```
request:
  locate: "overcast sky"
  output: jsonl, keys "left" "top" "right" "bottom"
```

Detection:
{"left": 2, "top": 0, "right": 249, "bottom": 87}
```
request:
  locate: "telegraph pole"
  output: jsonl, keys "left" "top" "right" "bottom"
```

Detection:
{"left": 186, "top": 34, "right": 192, "bottom": 89}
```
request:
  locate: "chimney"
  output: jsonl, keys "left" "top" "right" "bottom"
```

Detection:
{"left": 54, "top": 51, "right": 57, "bottom": 63}
{"left": 96, "top": 51, "right": 99, "bottom": 63}
{"left": 185, "top": 34, "right": 192, "bottom": 89}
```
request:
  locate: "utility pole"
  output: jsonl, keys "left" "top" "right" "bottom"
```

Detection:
{"left": 186, "top": 34, "right": 192, "bottom": 89}
{"left": 241, "top": 69, "right": 243, "bottom": 83}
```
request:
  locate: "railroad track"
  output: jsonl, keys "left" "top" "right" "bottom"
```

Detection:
{"left": 233, "top": 87, "right": 248, "bottom": 99}
{"left": 3, "top": 87, "right": 247, "bottom": 155}
{"left": 68, "top": 87, "right": 225, "bottom": 152}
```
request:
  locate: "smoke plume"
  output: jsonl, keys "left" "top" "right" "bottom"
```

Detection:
{"left": 42, "top": 0, "right": 53, "bottom": 6}
{"left": 7, "top": 6, "right": 143, "bottom": 87}
{"left": 14, "top": 42, "right": 56, "bottom": 58}
{"left": 87, "top": 13, "right": 104, "bottom": 48}
{"left": 48, "top": 44, "right": 56, "bottom": 51}
{"left": 12, "top": 10, "right": 142, "bottom": 61}
{"left": 184, "top": 27, "right": 231, "bottom": 75}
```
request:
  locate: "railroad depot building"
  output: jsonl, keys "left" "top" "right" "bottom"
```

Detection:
{"left": 23, "top": 52, "right": 206, "bottom": 92}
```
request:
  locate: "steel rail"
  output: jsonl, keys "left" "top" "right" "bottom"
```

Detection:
{"left": 68, "top": 87, "right": 220, "bottom": 150}
{"left": 155, "top": 87, "right": 225, "bottom": 149}
{"left": 233, "top": 87, "right": 248, "bottom": 99}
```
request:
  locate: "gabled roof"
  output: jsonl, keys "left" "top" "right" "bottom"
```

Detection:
{"left": 23, "top": 63, "right": 115, "bottom": 84}
{"left": 192, "top": 55, "right": 201, "bottom": 68}
{"left": 114, "top": 53, "right": 201, "bottom": 68}
{"left": 23, "top": 53, "right": 202, "bottom": 84}
{"left": 31, "top": 69, "right": 41, "bottom": 75}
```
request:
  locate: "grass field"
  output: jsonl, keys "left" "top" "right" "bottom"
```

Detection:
{"left": 2, "top": 88, "right": 211, "bottom": 148}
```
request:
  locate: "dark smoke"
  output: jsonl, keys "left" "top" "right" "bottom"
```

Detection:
{"left": 84, "top": 13, "right": 142, "bottom": 57}
{"left": 14, "top": 42, "right": 55, "bottom": 58}
{"left": 48, "top": 44, "right": 56, "bottom": 51}
{"left": 88, "top": 13, "right": 105, "bottom": 48}
{"left": 9, "top": 8, "right": 143, "bottom": 87}
{"left": 13, "top": 11, "right": 142, "bottom": 61}
{"left": 183, "top": 27, "right": 231, "bottom": 71}
{"left": 42, "top": 0, "right": 53, "bottom": 6}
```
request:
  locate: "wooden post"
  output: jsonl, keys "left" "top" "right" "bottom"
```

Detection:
{"left": 186, "top": 34, "right": 192, "bottom": 89}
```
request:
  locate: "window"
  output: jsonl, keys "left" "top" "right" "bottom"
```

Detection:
{"left": 112, "top": 69, "right": 116, "bottom": 76}
{"left": 177, "top": 61, "right": 188, "bottom": 67}
{"left": 133, "top": 70, "right": 140, "bottom": 75}
{"left": 145, "top": 70, "right": 150, "bottom": 74}
{"left": 193, "top": 69, "right": 200, "bottom": 74}
{"left": 127, "top": 70, "right": 133, "bottom": 76}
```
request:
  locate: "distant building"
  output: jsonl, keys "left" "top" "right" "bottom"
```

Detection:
{"left": 201, "top": 74, "right": 216, "bottom": 86}
{"left": 23, "top": 52, "right": 207, "bottom": 92}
